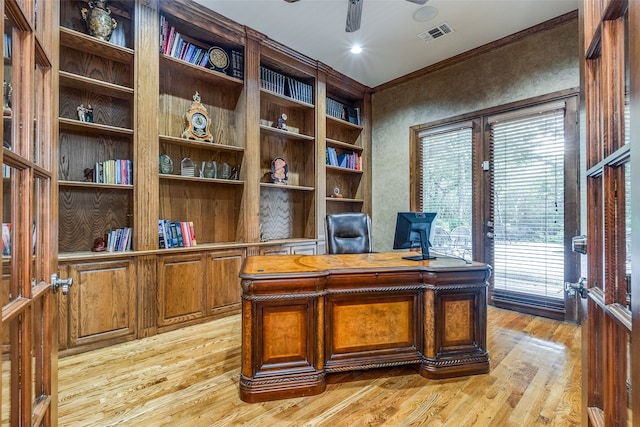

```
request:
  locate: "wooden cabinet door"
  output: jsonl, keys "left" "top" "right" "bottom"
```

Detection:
{"left": 157, "top": 253, "right": 206, "bottom": 329}
{"left": 206, "top": 249, "right": 244, "bottom": 314}
{"left": 66, "top": 260, "right": 137, "bottom": 349}
{"left": 1, "top": 1, "right": 56, "bottom": 424}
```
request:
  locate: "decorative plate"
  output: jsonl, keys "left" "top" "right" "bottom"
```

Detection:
{"left": 159, "top": 154, "right": 173, "bottom": 174}
{"left": 208, "top": 47, "right": 229, "bottom": 72}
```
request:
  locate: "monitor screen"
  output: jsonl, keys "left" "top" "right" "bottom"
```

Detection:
{"left": 393, "top": 212, "right": 437, "bottom": 261}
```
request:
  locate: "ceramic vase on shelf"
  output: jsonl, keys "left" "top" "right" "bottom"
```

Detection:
{"left": 80, "top": 1, "right": 117, "bottom": 42}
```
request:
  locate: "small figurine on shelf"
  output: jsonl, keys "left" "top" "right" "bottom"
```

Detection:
{"left": 277, "top": 113, "right": 288, "bottom": 131}
{"left": 86, "top": 104, "right": 94, "bottom": 123}
{"left": 77, "top": 104, "right": 87, "bottom": 121}
{"left": 271, "top": 157, "right": 288, "bottom": 185}
{"left": 83, "top": 167, "right": 95, "bottom": 182}
{"left": 91, "top": 236, "right": 106, "bottom": 252}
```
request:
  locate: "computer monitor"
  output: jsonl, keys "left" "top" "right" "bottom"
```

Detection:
{"left": 393, "top": 212, "right": 438, "bottom": 261}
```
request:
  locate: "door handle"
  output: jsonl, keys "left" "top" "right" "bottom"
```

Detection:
{"left": 51, "top": 273, "right": 73, "bottom": 295}
{"left": 565, "top": 277, "right": 588, "bottom": 299}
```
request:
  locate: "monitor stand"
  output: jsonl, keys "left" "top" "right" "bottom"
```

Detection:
{"left": 402, "top": 229, "right": 436, "bottom": 261}
{"left": 403, "top": 254, "right": 437, "bottom": 261}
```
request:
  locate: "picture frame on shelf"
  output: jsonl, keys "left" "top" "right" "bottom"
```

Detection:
{"left": 271, "top": 157, "right": 288, "bottom": 185}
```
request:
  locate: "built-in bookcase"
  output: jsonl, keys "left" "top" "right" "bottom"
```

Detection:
{"left": 54, "top": 0, "right": 371, "bottom": 354}
{"left": 324, "top": 89, "right": 368, "bottom": 216}
{"left": 58, "top": 0, "right": 135, "bottom": 253}
{"left": 258, "top": 56, "right": 316, "bottom": 241}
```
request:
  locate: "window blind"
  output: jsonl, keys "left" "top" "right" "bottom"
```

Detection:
{"left": 490, "top": 107, "right": 566, "bottom": 300}
{"left": 419, "top": 126, "right": 473, "bottom": 260}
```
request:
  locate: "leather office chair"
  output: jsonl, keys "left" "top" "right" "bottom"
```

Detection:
{"left": 325, "top": 212, "right": 372, "bottom": 254}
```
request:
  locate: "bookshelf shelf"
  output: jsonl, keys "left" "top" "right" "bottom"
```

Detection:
{"left": 59, "top": 180, "right": 134, "bottom": 190}
{"left": 160, "top": 54, "right": 243, "bottom": 89}
{"left": 59, "top": 117, "right": 134, "bottom": 137}
{"left": 260, "top": 88, "right": 314, "bottom": 110}
{"left": 327, "top": 114, "right": 363, "bottom": 130}
{"left": 326, "top": 196, "right": 364, "bottom": 203}
{"left": 326, "top": 165, "right": 363, "bottom": 174}
{"left": 159, "top": 174, "right": 244, "bottom": 185}
{"left": 260, "top": 125, "right": 315, "bottom": 142}
{"left": 59, "top": 27, "right": 134, "bottom": 64}
{"left": 159, "top": 134, "right": 245, "bottom": 153}
{"left": 260, "top": 182, "right": 315, "bottom": 192}
{"left": 326, "top": 138, "right": 363, "bottom": 152}
{"left": 59, "top": 71, "right": 134, "bottom": 98}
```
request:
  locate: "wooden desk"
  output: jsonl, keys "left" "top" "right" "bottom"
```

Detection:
{"left": 239, "top": 252, "right": 491, "bottom": 403}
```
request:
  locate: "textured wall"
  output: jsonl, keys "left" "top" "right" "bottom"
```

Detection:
{"left": 371, "top": 20, "right": 580, "bottom": 252}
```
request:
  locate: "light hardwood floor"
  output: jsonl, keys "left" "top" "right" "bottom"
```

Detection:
{"left": 58, "top": 306, "right": 581, "bottom": 426}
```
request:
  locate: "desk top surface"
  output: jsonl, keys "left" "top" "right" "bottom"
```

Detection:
{"left": 240, "top": 251, "right": 489, "bottom": 279}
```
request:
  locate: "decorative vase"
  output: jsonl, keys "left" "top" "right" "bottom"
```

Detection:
{"left": 81, "top": 1, "right": 117, "bottom": 42}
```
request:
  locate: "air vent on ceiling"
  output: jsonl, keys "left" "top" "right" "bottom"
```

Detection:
{"left": 417, "top": 22, "right": 454, "bottom": 43}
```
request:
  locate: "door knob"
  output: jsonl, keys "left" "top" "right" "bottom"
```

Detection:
{"left": 51, "top": 273, "right": 73, "bottom": 295}
{"left": 565, "top": 277, "right": 588, "bottom": 299}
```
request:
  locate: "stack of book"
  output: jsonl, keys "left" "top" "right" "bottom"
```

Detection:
{"left": 160, "top": 15, "right": 209, "bottom": 67}
{"left": 158, "top": 220, "right": 197, "bottom": 249}
{"left": 230, "top": 50, "right": 244, "bottom": 79}
{"left": 260, "top": 66, "right": 286, "bottom": 95}
{"left": 286, "top": 77, "right": 312, "bottom": 104}
{"left": 104, "top": 227, "right": 132, "bottom": 252}
{"left": 326, "top": 98, "right": 344, "bottom": 120}
{"left": 94, "top": 159, "right": 133, "bottom": 185}
{"left": 326, "top": 98, "right": 361, "bottom": 125}
{"left": 326, "top": 148, "right": 361, "bottom": 170}
{"left": 159, "top": 15, "right": 244, "bottom": 80}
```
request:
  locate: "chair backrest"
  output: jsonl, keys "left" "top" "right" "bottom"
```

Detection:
{"left": 326, "top": 213, "right": 372, "bottom": 254}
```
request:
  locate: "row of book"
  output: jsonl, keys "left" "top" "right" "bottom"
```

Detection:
{"left": 94, "top": 159, "right": 133, "bottom": 185}
{"left": 104, "top": 227, "right": 133, "bottom": 252}
{"left": 326, "top": 148, "right": 362, "bottom": 170}
{"left": 260, "top": 66, "right": 286, "bottom": 95}
{"left": 286, "top": 77, "right": 313, "bottom": 104}
{"left": 158, "top": 220, "right": 197, "bottom": 249}
{"left": 327, "top": 98, "right": 361, "bottom": 125}
{"left": 260, "top": 66, "right": 312, "bottom": 104}
{"left": 159, "top": 15, "right": 244, "bottom": 79}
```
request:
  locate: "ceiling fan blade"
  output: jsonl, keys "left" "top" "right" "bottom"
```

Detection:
{"left": 345, "top": 0, "right": 363, "bottom": 33}
{"left": 405, "top": 0, "right": 428, "bottom": 4}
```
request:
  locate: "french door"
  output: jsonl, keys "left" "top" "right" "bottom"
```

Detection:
{"left": 485, "top": 97, "right": 580, "bottom": 321}
{"left": 581, "top": 0, "right": 638, "bottom": 424}
{"left": 1, "top": 0, "right": 57, "bottom": 425}
{"left": 413, "top": 94, "right": 580, "bottom": 322}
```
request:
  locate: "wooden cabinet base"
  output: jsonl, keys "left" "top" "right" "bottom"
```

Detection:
{"left": 239, "top": 372, "right": 326, "bottom": 403}
{"left": 239, "top": 252, "right": 491, "bottom": 402}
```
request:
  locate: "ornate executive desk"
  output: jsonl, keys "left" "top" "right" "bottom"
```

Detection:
{"left": 239, "top": 251, "right": 491, "bottom": 403}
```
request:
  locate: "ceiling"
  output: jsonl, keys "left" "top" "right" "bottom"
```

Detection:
{"left": 197, "top": 0, "right": 579, "bottom": 88}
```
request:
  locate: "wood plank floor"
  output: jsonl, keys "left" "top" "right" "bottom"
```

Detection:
{"left": 58, "top": 306, "right": 581, "bottom": 426}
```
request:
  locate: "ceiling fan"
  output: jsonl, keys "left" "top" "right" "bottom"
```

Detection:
{"left": 284, "top": 0, "right": 429, "bottom": 33}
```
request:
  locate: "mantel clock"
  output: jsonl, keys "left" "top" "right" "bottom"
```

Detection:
{"left": 182, "top": 91, "right": 213, "bottom": 142}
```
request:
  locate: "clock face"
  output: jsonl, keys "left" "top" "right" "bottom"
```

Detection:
{"left": 192, "top": 112, "right": 207, "bottom": 130}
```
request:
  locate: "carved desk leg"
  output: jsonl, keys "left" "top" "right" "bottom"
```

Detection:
{"left": 419, "top": 271, "right": 490, "bottom": 379}
{"left": 239, "top": 278, "right": 326, "bottom": 403}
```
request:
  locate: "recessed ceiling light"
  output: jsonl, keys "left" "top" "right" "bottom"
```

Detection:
{"left": 413, "top": 6, "right": 438, "bottom": 22}
{"left": 350, "top": 45, "right": 362, "bottom": 54}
